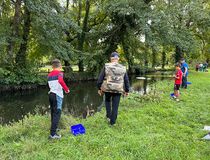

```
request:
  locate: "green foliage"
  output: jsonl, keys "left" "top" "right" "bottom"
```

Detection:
{"left": 26, "top": 0, "right": 77, "bottom": 61}
{"left": 0, "top": 67, "right": 5, "bottom": 78}
{"left": 0, "top": 0, "right": 210, "bottom": 83}
{"left": 0, "top": 67, "right": 45, "bottom": 85}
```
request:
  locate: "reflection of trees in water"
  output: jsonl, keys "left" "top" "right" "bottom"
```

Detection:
{"left": 143, "top": 78, "right": 148, "bottom": 94}
{"left": 64, "top": 82, "right": 101, "bottom": 117}
{"left": 97, "top": 95, "right": 105, "bottom": 112}
{"left": 131, "top": 71, "right": 173, "bottom": 95}
{"left": 0, "top": 73, "right": 173, "bottom": 124}
{"left": 0, "top": 82, "right": 103, "bottom": 124}
{"left": 132, "top": 80, "right": 144, "bottom": 91}
{"left": 131, "top": 77, "right": 152, "bottom": 95}
{"left": 0, "top": 104, "right": 4, "bottom": 124}
{"left": 0, "top": 90, "right": 49, "bottom": 124}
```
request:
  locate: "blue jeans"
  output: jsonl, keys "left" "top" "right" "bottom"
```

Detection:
{"left": 182, "top": 76, "right": 188, "bottom": 89}
{"left": 105, "top": 92, "right": 121, "bottom": 125}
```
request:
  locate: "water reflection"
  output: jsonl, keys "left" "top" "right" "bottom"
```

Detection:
{"left": 0, "top": 71, "right": 173, "bottom": 124}
{"left": 131, "top": 71, "right": 174, "bottom": 95}
{"left": 0, "top": 81, "right": 102, "bottom": 124}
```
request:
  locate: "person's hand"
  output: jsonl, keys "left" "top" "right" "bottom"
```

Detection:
{"left": 65, "top": 89, "right": 70, "bottom": 94}
{"left": 124, "top": 92, "right": 129, "bottom": 97}
{"left": 183, "top": 73, "right": 186, "bottom": 77}
{"left": 98, "top": 90, "right": 103, "bottom": 96}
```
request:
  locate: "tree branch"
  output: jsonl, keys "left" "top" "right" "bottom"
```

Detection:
{"left": 88, "top": 15, "right": 107, "bottom": 30}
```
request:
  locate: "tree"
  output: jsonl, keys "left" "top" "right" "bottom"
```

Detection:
{"left": 15, "top": 1, "right": 31, "bottom": 68}
{"left": 77, "top": 0, "right": 90, "bottom": 72}
{"left": 6, "top": 0, "right": 22, "bottom": 68}
{"left": 0, "top": 0, "right": 210, "bottom": 85}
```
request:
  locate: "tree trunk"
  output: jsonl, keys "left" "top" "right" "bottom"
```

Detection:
{"left": 143, "top": 40, "right": 149, "bottom": 73}
{"left": 15, "top": 5, "right": 31, "bottom": 68}
{"left": 77, "top": 0, "right": 82, "bottom": 40}
{"left": 122, "top": 39, "right": 134, "bottom": 74}
{"left": 161, "top": 51, "right": 166, "bottom": 69}
{"left": 0, "top": 1, "right": 4, "bottom": 18}
{"left": 144, "top": 50, "right": 149, "bottom": 74}
{"left": 175, "top": 45, "right": 183, "bottom": 63}
{"left": 152, "top": 48, "right": 157, "bottom": 68}
{"left": 77, "top": 0, "right": 82, "bottom": 71}
{"left": 6, "top": 0, "right": 22, "bottom": 68}
{"left": 104, "top": 39, "right": 118, "bottom": 60}
{"left": 66, "top": 0, "right": 70, "bottom": 11}
{"left": 64, "top": 60, "right": 72, "bottom": 73}
{"left": 143, "top": 78, "right": 148, "bottom": 95}
{"left": 144, "top": 59, "right": 149, "bottom": 68}
{"left": 77, "top": 0, "right": 90, "bottom": 72}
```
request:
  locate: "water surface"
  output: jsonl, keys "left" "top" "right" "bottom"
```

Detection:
{"left": 0, "top": 71, "right": 173, "bottom": 124}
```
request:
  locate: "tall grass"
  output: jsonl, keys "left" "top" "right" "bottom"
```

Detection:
{"left": 1, "top": 71, "right": 210, "bottom": 160}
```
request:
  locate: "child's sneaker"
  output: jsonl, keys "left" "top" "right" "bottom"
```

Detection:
{"left": 202, "top": 133, "right": 210, "bottom": 140}
{"left": 49, "top": 134, "right": 61, "bottom": 139}
{"left": 176, "top": 99, "right": 180, "bottom": 102}
{"left": 106, "top": 117, "right": 110, "bottom": 123}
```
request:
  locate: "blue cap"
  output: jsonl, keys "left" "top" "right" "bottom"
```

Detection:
{"left": 110, "top": 52, "right": 119, "bottom": 58}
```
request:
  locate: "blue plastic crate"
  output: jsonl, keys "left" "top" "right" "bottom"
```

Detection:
{"left": 70, "top": 124, "right": 86, "bottom": 136}
{"left": 170, "top": 93, "right": 175, "bottom": 97}
{"left": 170, "top": 92, "right": 181, "bottom": 97}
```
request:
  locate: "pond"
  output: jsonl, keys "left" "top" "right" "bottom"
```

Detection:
{"left": 0, "top": 71, "right": 173, "bottom": 125}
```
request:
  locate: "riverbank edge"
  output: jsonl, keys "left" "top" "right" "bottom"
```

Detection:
{"left": 0, "top": 68, "right": 173, "bottom": 92}
{"left": 0, "top": 71, "right": 96, "bottom": 92}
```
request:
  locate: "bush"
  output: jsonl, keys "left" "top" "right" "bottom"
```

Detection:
{"left": 0, "top": 67, "right": 5, "bottom": 78}
{"left": 0, "top": 68, "right": 46, "bottom": 85}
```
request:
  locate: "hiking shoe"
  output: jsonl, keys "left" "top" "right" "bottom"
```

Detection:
{"left": 110, "top": 123, "right": 116, "bottom": 127}
{"left": 49, "top": 134, "right": 61, "bottom": 139}
{"left": 202, "top": 134, "right": 210, "bottom": 140}
{"left": 106, "top": 117, "right": 110, "bottom": 123}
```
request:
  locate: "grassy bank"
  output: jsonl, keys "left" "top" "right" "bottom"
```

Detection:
{"left": 1, "top": 71, "right": 210, "bottom": 160}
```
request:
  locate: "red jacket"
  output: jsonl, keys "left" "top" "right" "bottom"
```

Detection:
{"left": 175, "top": 69, "right": 183, "bottom": 85}
{"left": 48, "top": 70, "right": 69, "bottom": 98}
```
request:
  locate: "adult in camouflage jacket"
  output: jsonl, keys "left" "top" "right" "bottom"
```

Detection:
{"left": 97, "top": 52, "right": 130, "bottom": 125}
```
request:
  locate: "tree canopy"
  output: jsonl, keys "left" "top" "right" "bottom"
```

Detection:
{"left": 0, "top": 0, "right": 209, "bottom": 82}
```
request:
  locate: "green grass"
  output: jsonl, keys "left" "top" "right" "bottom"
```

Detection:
{"left": 1, "top": 71, "right": 210, "bottom": 160}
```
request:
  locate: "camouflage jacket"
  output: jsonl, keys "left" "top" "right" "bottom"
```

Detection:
{"left": 97, "top": 62, "right": 130, "bottom": 93}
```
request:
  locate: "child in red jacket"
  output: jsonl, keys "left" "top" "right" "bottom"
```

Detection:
{"left": 48, "top": 59, "right": 69, "bottom": 139}
{"left": 173, "top": 63, "right": 183, "bottom": 101}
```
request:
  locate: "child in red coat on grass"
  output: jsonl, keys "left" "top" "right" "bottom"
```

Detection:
{"left": 48, "top": 59, "right": 70, "bottom": 139}
{"left": 173, "top": 63, "right": 183, "bottom": 102}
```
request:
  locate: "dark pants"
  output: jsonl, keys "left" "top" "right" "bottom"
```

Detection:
{"left": 49, "top": 93, "right": 62, "bottom": 136}
{"left": 105, "top": 92, "right": 121, "bottom": 125}
{"left": 182, "top": 76, "right": 188, "bottom": 89}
